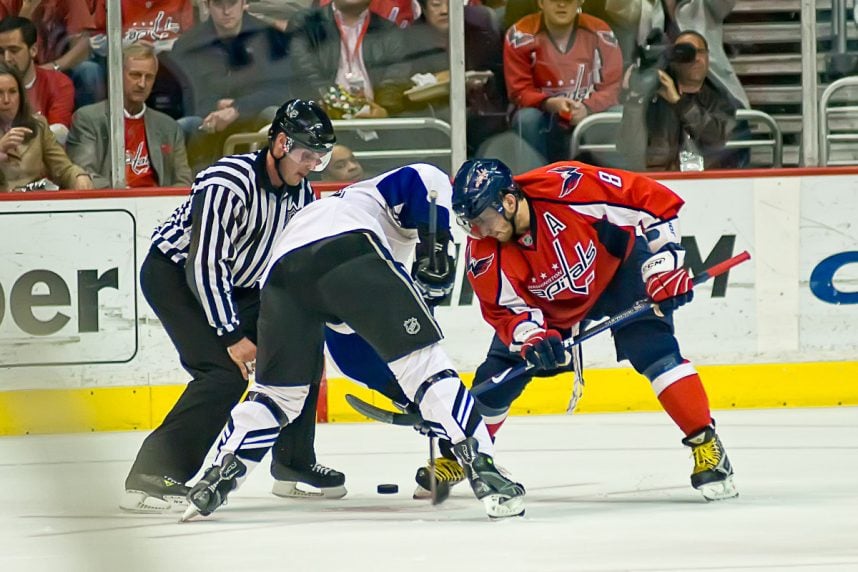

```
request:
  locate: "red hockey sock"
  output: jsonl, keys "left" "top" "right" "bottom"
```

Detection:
{"left": 656, "top": 372, "right": 712, "bottom": 436}
{"left": 486, "top": 417, "right": 507, "bottom": 440}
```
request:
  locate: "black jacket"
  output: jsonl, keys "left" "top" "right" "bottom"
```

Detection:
{"left": 618, "top": 76, "right": 749, "bottom": 171}
{"left": 166, "top": 14, "right": 292, "bottom": 118}
{"left": 287, "top": 6, "right": 411, "bottom": 114}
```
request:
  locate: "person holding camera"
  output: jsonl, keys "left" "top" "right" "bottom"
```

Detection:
{"left": 617, "top": 30, "right": 748, "bottom": 172}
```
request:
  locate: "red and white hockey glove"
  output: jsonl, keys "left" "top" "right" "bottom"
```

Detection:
{"left": 520, "top": 329, "right": 571, "bottom": 371}
{"left": 641, "top": 247, "right": 694, "bottom": 315}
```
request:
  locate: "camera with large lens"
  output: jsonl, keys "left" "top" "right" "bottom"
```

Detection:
{"left": 629, "top": 30, "right": 698, "bottom": 101}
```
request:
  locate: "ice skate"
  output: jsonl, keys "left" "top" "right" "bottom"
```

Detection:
{"left": 682, "top": 425, "right": 738, "bottom": 501}
{"left": 119, "top": 474, "right": 189, "bottom": 513}
{"left": 412, "top": 457, "right": 466, "bottom": 502}
{"left": 452, "top": 437, "right": 525, "bottom": 519}
{"left": 182, "top": 454, "right": 247, "bottom": 520}
{"left": 271, "top": 462, "right": 347, "bottom": 499}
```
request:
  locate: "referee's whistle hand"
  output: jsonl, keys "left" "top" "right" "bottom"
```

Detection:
{"left": 227, "top": 337, "right": 257, "bottom": 380}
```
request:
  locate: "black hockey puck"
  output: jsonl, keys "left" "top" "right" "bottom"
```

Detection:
{"left": 377, "top": 483, "right": 399, "bottom": 494}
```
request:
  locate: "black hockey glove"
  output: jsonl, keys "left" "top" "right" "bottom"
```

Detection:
{"left": 520, "top": 329, "right": 571, "bottom": 372}
{"left": 413, "top": 253, "right": 455, "bottom": 305}
{"left": 413, "top": 227, "right": 455, "bottom": 305}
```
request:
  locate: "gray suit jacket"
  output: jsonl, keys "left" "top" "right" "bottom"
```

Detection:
{"left": 67, "top": 101, "right": 193, "bottom": 189}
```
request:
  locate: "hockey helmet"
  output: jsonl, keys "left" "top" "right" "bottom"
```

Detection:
{"left": 268, "top": 99, "right": 336, "bottom": 172}
{"left": 452, "top": 159, "right": 519, "bottom": 235}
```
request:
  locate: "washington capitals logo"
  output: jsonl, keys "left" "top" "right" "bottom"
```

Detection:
{"left": 506, "top": 26, "right": 534, "bottom": 49}
{"left": 473, "top": 167, "right": 490, "bottom": 188}
{"left": 549, "top": 166, "right": 584, "bottom": 199}
{"left": 467, "top": 251, "right": 495, "bottom": 279}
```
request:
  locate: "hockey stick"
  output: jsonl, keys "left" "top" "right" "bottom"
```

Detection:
{"left": 345, "top": 250, "right": 751, "bottom": 425}
{"left": 470, "top": 250, "right": 752, "bottom": 398}
{"left": 427, "top": 189, "right": 439, "bottom": 271}
{"left": 426, "top": 189, "right": 439, "bottom": 502}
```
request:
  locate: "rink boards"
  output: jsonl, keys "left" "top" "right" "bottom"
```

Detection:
{"left": 1, "top": 168, "right": 857, "bottom": 434}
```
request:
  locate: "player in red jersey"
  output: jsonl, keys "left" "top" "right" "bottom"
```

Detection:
{"left": 448, "top": 158, "right": 738, "bottom": 502}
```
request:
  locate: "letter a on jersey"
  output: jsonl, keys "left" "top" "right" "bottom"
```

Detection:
{"left": 543, "top": 212, "right": 567, "bottom": 237}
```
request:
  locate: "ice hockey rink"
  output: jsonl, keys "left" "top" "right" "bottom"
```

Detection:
{"left": 1, "top": 407, "right": 856, "bottom": 572}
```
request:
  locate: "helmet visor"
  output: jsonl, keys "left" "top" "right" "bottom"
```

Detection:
{"left": 455, "top": 205, "right": 505, "bottom": 239}
{"left": 286, "top": 140, "right": 333, "bottom": 172}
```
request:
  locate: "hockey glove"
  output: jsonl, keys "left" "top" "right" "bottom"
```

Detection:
{"left": 412, "top": 252, "right": 456, "bottom": 305}
{"left": 641, "top": 246, "right": 694, "bottom": 315}
{"left": 520, "top": 329, "right": 571, "bottom": 372}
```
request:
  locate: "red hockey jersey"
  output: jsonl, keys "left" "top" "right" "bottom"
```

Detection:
{"left": 465, "top": 162, "right": 685, "bottom": 348}
{"left": 503, "top": 13, "right": 623, "bottom": 112}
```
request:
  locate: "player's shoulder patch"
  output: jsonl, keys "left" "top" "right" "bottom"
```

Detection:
{"left": 506, "top": 15, "right": 539, "bottom": 48}
{"left": 547, "top": 165, "right": 584, "bottom": 199}
{"left": 466, "top": 242, "right": 496, "bottom": 279}
{"left": 597, "top": 29, "right": 619, "bottom": 47}
{"left": 506, "top": 25, "right": 534, "bottom": 49}
{"left": 577, "top": 13, "right": 618, "bottom": 46}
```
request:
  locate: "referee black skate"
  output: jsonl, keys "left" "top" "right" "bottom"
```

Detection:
{"left": 121, "top": 99, "right": 346, "bottom": 513}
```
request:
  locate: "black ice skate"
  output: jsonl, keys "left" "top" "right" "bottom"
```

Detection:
{"left": 682, "top": 425, "right": 739, "bottom": 501}
{"left": 270, "top": 462, "right": 347, "bottom": 499}
{"left": 452, "top": 437, "right": 525, "bottom": 519}
{"left": 413, "top": 457, "right": 466, "bottom": 503}
{"left": 181, "top": 454, "right": 247, "bottom": 521}
{"left": 120, "top": 473, "right": 190, "bottom": 513}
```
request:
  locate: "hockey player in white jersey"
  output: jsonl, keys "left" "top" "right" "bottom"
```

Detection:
{"left": 184, "top": 163, "right": 526, "bottom": 520}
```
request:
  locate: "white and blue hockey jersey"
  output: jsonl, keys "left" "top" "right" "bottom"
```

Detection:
{"left": 260, "top": 163, "right": 453, "bottom": 285}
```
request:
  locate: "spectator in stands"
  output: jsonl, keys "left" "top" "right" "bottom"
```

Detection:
{"left": 403, "top": 0, "right": 507, "bottom": 153}
{"left": 288, "top": 0, "right": 412, "bottom": 118}
{"left": 85, "top": 0, "right": 196, "bottom": 118}
{"left": 0, "top": 63, "right": 91, "bottom": 191}
{"left": 0, "top": 17, "right": 73, "bottom": 145}
{"left": 89, "top": 0, "right": 195, "bottom": 55}
{"left": 319, "top": 0, "right": 423, "bottom": 28}
{"left": 66, "top": 43, "right": 192, "bottom": 189}
{"left": 165, "top": 0, "right": 292, "bottom": 171}
{"left": 504, "top": 0, "right": 624, "bottom": 163}
{"left": 321, "top": 143, "right": 364, "bottom": 181}
{"left": 605, "top": 0, "right": 748, "bottom": 108}
{"left": 616, "top": 30, "right": 748, "bottom": 171}
{"left": 0, "top": 0, "right": 100, "bottom": 108}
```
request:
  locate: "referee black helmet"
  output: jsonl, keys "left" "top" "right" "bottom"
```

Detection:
{"left": 268, "top": 99, "right": 336, "bottom": 171}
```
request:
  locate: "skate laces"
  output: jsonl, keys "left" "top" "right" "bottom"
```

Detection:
{"left": 691, "top": 437, "right": 722, "bottom": 473}
{"left": 310, "top": 464, "right": 334, "bottom": 476}
{"left": 429, "top": 458, "right": 466, "bottom": 483}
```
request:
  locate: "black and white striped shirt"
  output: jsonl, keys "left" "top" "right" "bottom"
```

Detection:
{"left": 152, "top": 150, "right": 314, "bottom": 345}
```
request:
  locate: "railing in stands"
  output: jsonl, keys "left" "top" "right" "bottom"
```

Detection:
{"left": 569, "top": 109, "right": 783, "bottom": 168}
{"left": 819, "top": 76, "right": 858, "bottom": 166}
{"left": 223, "top": 117, "right": 453, "bottom": 161}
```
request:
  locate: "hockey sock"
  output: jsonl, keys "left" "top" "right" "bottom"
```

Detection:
{"left": 215, "top": 385, "right": 309, "bottom": 484}
{"left": 390, "top": 345, "right": 494, "bottom": 455}
{"left": 215, "top": 400, "right": 280, "bottom": 485}
{"left": 475, "top": 400, "right": 510, "bottom": 440}
{"left": 416, "top": 373, "right": 494, "bottom": 455}
{"left": 652, "top": 369, "right": 712, "bottom": 436}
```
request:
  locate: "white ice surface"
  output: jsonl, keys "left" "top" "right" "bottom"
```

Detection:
{"left": 1, "top": 407, "right": 857, "bottom": 572}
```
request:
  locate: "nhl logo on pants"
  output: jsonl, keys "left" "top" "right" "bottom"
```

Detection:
{"left": 403, "top": 317, "right": 421, "bottom": 335}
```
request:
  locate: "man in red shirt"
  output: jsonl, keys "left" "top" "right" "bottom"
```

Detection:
{"left": 0, "top": 16, "right": 74, "bottom": 144}
{"left": 450, "top": 158, "right": 739, "bottom": 502}
{"left": 88, "top": 0, "right": 194, "bottom": 55}
{"left": 504, "top": 0, "right": 622, "bottom": 162}
{"left": 0, "top": 0, "right": 99, "bottom": 107}
{"left": 66, "top": 43, "right": 191, "bottom": 188}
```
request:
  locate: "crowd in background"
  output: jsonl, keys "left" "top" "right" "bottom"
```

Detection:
{"left": 0, "top": 0, "right": 759, "bottom": 191}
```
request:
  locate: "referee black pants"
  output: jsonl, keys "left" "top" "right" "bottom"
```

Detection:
{"left": 127, "top": 248, "right": 320, "bottom": 484}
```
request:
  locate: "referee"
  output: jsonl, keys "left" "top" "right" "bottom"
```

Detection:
{"left": 121, "top": 99, "right": 346, "bottom": 512}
